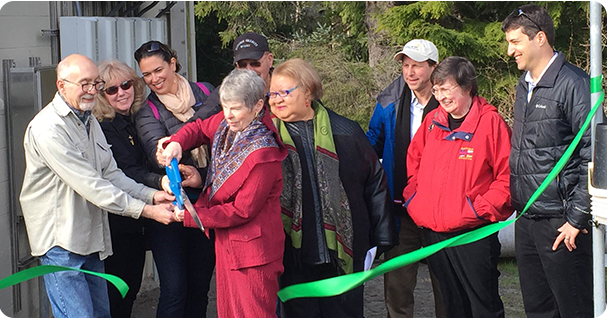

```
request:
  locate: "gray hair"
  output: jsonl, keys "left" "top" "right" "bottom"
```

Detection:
{"left": 219, "top": 69, "right": 266, "bottom": 110}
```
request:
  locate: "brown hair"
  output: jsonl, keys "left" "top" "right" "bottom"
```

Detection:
{"left": 93, "top": 60, "right": 147, "bottom": 121}
{"left": 272, "top": 58, "right": 323, "bottom": 101}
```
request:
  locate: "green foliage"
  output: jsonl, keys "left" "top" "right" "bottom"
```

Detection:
{"left": 377, "top": 1, "right": 605, "bottom": 123}
{"left": 194, "top": 1, "right": 606, "bottom": 130}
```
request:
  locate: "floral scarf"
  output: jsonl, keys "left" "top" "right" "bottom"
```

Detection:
{"left": 276, "top": 102, "right": 354, "bottom": 274}
{"left": 205, "top": 108, "right": 278, "bottom": 200}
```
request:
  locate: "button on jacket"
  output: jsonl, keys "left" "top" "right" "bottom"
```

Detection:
{"left": 20, "top": 93, "right": 157, "bottom": 260}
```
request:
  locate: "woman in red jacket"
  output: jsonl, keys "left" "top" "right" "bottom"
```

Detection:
{"left": 403, "top": 56, "right": 513, "bottom": 318}
{"left": 160, "top": 69, "right": 287, "bottom": 318}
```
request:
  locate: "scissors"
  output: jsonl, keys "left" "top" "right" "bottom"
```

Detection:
{"left": 165, "top": 158, "right": 205, "bottom": 233}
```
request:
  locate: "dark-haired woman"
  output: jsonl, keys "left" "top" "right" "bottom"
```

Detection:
{"left": 133, "top": 40, "right": 217, "bottom": 318}
{"left": 403, "top": 56, "right": 513, "bottom": 318}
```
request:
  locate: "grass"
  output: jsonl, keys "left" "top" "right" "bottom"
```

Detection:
{"left": 498, "top": 258, "right": 526, "bottom": 318}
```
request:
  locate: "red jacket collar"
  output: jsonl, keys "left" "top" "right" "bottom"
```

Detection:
{"left": 432, "top": 96, "right": 496, "bottom": 136}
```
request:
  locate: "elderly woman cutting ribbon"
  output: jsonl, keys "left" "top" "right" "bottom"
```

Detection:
{"left": 160, "top": 69, "right": 287, "bottom": 318}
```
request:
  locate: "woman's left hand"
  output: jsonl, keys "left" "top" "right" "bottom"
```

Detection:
{"left": 162, "top": 141, "right": 183, "bottom": 166}
{"left": 179, "top": 164, "right": 203, "bottom": 188}
{"left": 173, "top": 206, "right": 185, "bottom": 222}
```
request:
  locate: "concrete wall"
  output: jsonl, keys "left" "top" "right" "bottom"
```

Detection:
{"left": 0, "top": 2, "right": 52, "bottom": 318}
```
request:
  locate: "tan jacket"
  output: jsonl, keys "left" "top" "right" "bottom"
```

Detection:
{"left": 19, "top": 93, "right": 156, "bottom": 260}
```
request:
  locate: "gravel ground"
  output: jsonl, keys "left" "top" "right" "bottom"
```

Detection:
{"left": 132, "top": 261, "right": 448, "bottom": 318}
{"left": 132, "top": 258, "right": 524, "bottom": 318}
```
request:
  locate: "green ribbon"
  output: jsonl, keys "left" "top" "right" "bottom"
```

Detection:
{"left": 277, "top": 76, "right": 604, "bottom": 303}
{"left": 0, "top": 265, "right": 129, "bottom": 299}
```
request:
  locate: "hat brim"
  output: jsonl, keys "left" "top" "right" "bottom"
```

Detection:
{"left": 233, "top": 51, "right": 265, "bottom": 64}
{"left": 393, "top": 50, "right": 432, "bottom": 63}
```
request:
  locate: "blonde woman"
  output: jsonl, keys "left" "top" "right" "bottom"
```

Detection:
{"left": 93, "top": 60, "right": 163, "bottom": 318}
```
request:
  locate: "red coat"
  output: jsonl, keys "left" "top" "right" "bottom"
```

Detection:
{"left": 403, "top": 96, "right": 513, "bottom": 233}
{"left": 167, "top": 109, "right": 287, "bottom": 317}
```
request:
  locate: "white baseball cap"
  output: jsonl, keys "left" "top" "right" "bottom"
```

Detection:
{"left": 394, "top": 39, "right": 439, "bottom": 63}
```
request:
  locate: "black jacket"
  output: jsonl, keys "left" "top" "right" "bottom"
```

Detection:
{"left": 100, "top": 114, "right": 162, "bottom": 234}
{"left": 510, "top": 52, "right": 591, "bottom": 229}
{"left": 134, "top": 81, "right": 219, "bottom": 172}
{"left": 283, "top": 106, "right": 397, "bottom": 271}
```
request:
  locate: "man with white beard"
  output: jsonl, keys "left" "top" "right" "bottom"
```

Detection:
{"left": 19, "top": 54, "right": 177, "bottom": 318}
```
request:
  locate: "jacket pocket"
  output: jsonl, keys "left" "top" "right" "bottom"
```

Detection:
{"left": 466, "top": 196, "right": 484, "bottom": 220}
{"left": 228, "top": 225, "right": 266, "bottom": 270}
{"left": 404, "top": 191, "right": 417, "bottom": 209}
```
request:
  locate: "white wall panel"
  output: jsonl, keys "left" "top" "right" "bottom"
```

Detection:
{"left": 96, "top": 17, "right": 117, "bottom": 63}
{"left": 60, "top": 17, "right": 167, "bottom": 68}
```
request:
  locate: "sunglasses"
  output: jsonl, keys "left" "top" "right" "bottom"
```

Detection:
{"left": 237, "top": 60, "right": 262, "bottom": 69}
{"left": 514, "top": 8, "right": 542, "bottom": 32}
{"left": 103, "top": 80, "right": 134, "bottom": 95}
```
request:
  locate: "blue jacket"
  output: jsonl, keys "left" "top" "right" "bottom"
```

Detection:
{"left": 366, "top": 77, "right": 404, "bottom": 200}
{"left": 366, "top": 76, "right": 438, "bottom": 201}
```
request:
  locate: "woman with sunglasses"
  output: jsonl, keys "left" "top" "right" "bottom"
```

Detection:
{"left": 92, "top": 60, "right": 169, "bottom": 318}
{"left": 268, "top": 59, "right": 396, "bottom": 318}
{"left": 132, "top": 41, "right": 217, "bottom": 318}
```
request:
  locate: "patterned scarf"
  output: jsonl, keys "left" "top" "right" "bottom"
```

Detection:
{"left": 276, "top": 102, "right": 354, "bottom": 274}
{"left": 205, "top": 108, "right": 278, "bottom": 200}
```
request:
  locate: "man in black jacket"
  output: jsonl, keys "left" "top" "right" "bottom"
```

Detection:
{"left": 502, "top": 4, "right": 592, "bottom": 318}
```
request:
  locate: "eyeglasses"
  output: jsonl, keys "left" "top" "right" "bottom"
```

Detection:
{"left": 146, "top": 42, "right": 172, "bottom": 57}
{"left": 237, "top": 60, "right": 262, "bottom": 69}
{"left": 514, "top": 8, "right": 542, "bottom": 32}
{"left": 236, "top": 53, "right": 267, "bottom": 69}
{"left": 103, "top": 80, "right": 134, "bottom": 95}
{"left": 431, "top": 84, "right": 460, "bottom": 98}
{"left": 62, "top": 79, "right": 105, "bottom": 93}
{"left": 266, "top": 86, "right": 299, "bottom": 99}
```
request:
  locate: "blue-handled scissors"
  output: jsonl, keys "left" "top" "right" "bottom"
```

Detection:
{"left": 165, "top": 158, "right": 205, "bottom": 233}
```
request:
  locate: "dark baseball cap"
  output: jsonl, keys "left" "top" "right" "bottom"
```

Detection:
{"left": 232, "top": 32, "right": 269, "bottom": 63}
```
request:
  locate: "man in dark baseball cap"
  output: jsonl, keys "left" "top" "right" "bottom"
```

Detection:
{"left": 232, "top": 32, "right": 274, "bottom": 89}
{"left": 193, "top": 32, "right": 275, "bottom": 121}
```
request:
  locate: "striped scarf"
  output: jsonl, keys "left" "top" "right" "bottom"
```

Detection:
{"left": 276, "top": 102, "right": 354, "bottom": 274}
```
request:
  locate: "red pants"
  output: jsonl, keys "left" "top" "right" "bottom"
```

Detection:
{"left": 215, "top": 254, "right": 283, "bottom": 318}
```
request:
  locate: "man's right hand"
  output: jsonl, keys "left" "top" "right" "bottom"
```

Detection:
{"left": 141, "top": 204, "right": 176, "bottom": 225}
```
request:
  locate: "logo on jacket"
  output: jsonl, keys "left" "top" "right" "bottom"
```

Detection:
{"left": 458, "top": 147, "right": 474, "bottom": 160}
{"left": 535, "top": 104, "right": 547, "bottom": 109}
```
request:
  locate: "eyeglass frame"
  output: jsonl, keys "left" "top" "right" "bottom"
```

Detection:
{"left": 431, "top": 84, "right": 460, "bottom": 98}
{"left": 62, "top": 78, "right": 105, "bottom": 93}
{"left": 514, "top": 8, "right": 543, "bottom": 32}
{"left": 266, "top": 86, "right": 299, "bottom": 99}
{"left": 102, "top": 80, "right": 134, "bottom": 95}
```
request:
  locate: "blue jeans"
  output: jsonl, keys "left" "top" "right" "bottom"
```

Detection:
{"left": 40, "top": 246, "right": 111, "bottom": 318}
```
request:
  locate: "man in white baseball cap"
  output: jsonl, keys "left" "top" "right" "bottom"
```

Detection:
{"left": 366, "top": 39, "right": 445, "bottom": 318}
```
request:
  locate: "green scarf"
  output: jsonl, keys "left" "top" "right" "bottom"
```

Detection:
{"left": 276, "top": 102, "right": 354, "bottom": 274}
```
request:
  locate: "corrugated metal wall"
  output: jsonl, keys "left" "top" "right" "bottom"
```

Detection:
{"left": 60, "top": 16, "right": 167, "bottom": 71}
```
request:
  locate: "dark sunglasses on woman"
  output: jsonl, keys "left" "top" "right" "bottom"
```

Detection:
{"left": 103, "top": 80, "right": 134, "bottom": 95}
